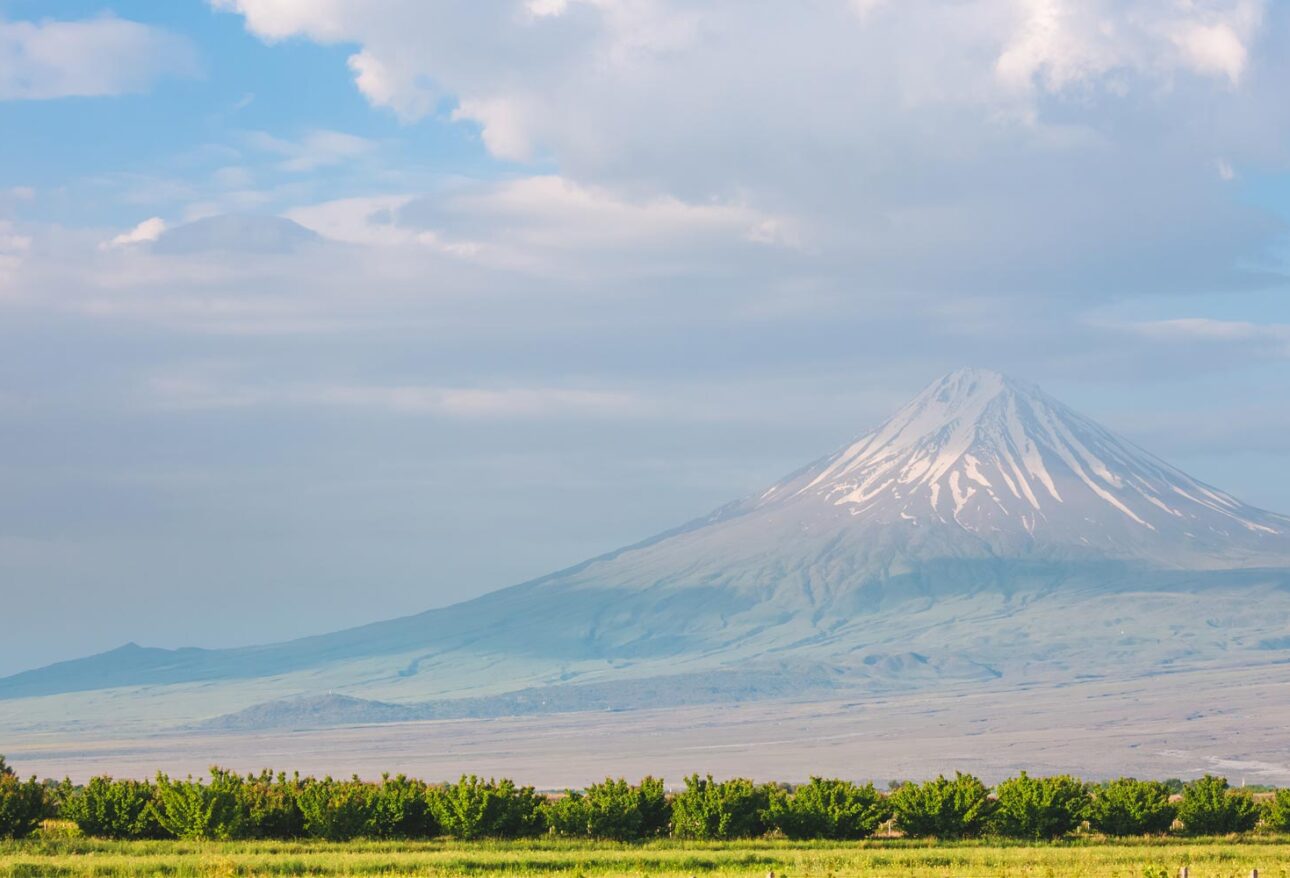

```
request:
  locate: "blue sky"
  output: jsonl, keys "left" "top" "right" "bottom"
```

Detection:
{"left": 1, "top": 0, "right": 1288, "bottom": 674}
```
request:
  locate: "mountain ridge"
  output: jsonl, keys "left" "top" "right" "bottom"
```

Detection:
{"left": 4, "top": 368, "right": 1289, "bottom": 731}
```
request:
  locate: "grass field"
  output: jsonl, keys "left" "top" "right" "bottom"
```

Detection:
{"left": 2, "top": 836, "right": 1289, "bottom": 878}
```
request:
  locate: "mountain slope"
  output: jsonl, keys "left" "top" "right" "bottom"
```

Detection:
{"left": 4, "top": 369, "right": 1289, "bottom": 729}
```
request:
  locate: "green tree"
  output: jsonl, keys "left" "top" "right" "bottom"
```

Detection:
{"left": 543, "top": 777, "right": 669, "bottom": 840}
{"left": 62, "top": 777, "right": 167, "bottom": 839}
{"left": 669, "top": 774, "right": 771, "bottom": 839}
{"left": 991, "top": 773, "right": 1090, "bottom": 840}
{"left": 297, "top": 777, "right": 375, "bottom": 841}
{"left": 428, "top": 776, "right": 544, "bottom": 839}
{"left": 542, "top": 791, "right": 587, "bottom": 837}
{"left": 240, "top": 771, "right": 306, "bottom": 839}
{"left": 0, "top": 758, "right": 47, "bottom": 840}
{"left": 765, "top": 777, "right": 891, "bottom": 840}
{"left": 1087, "top": 778, "right": 1177, "bottom": 836}
{"left": 150, "top": 767, "right": 248, "bottom": 840}
{"left": 1261, "top": 787, "right": 1290, "bottom": 832}
{"left": 369, "top": 774, "right": 436, "bottom": 838}
{"left": 1176, "top": 775, "right": 1259, "bottom": 835}
{"left": 890, "top": 773, "right": 994, "bottom": 839}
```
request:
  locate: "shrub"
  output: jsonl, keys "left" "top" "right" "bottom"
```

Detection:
{"left": 669, "top": 774, "right": 771, "bottom": 839}
{"left": 1263, "top": 787, "right": 1290, "bottom": 832}
{"left": 1087, "top": 778, "right": 1177, "bottom": 836}
{"left": 151, "top": 767, "right": 248, "bottom": 840}
{"left": 544, "top": 777, "right": 669, "bottom": 840}
{"left": 0, "top": 760, "right": 47, "bottom": 840}
{"left": 890, "top": 773, "right": 994, "bottom": 839}
{"left": 297, "top": 777, "right": 375, "bottom": 841}
{"left": 241, "top": 771, "right": 306, "bottom": 839}
{"left": 62, "top": 777, "right": 167, "bottom": 839}
{"left": 1176, "top": 775, "right": 1259, "bottom": 835}
{"left": 765, "top": 777, "right": 891, "bottom": 840}
{"left": 370, "top": 774, "right": 436, "bottom": 839}
{"left": 991, "top": 772, "right": 1090, "bottom": 839}
{"left": 429, "top": 776, "right": 544, "bottom": 839}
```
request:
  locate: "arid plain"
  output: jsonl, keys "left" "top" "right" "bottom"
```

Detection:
{"left": 7, "top": 661, "right": 1288, "bottom": 787}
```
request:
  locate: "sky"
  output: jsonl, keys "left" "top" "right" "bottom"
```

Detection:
{"left": 1, "top": 0, "right": 1288, "bottom": 676}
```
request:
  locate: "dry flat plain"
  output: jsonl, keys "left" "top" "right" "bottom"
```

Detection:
{"left": 6, "top": 664, "right": 1290, "bottom": 786}
{"left": 3, "top": 838, "right": 1290, "bottom": 878}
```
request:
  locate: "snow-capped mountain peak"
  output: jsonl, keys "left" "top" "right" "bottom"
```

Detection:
{"left": 752, "top": 368, "right": 1288, "bottom": 565}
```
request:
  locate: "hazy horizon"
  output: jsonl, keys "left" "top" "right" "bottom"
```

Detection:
{"left": 2, "top": 1, "right": 1290, "bottom": 677}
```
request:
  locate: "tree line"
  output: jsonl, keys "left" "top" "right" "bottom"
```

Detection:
{"left": 2, "top": 756, "right": 1288, "bottom": 842}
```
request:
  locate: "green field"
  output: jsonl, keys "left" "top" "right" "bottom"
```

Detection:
{"left": 3, "top": 836, "right": 1289, "bottom": 877}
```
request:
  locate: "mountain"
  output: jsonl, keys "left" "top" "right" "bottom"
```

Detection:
{"left": 151, "top": 214, "right": 320, "bottom": 255}
{"left": 4, "top": 368, "right": 1290, "bottom": 734}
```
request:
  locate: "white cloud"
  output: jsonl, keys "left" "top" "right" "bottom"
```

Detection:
{"left": 213, "top": 166, "right": 255, "bottom": 189}
{"left": 526, "top": 0, "right": 571, "bottom": 19}
{"left": 849, "top": 0, "right": 888, "bottom": 19}
{"left": 102, "top": 217, "right": 168, "bottom": 249}
{"left": 213, "top": 2, "right": 1268, "bottom": 134}
{"left": 452, "top": 98, "right": 534, "bottom": 163}
{"left": 148, "top": 373, "right": 643, "bottom": 419}
{"left": 320, "top": 385, "right": 640, "bottom": 418}
{"left": 204, "top": 1, "right": 1287, "bottom": 304}
{"left": 286, "top": 176, "right": 799, "bottom": 276}
{"left": 286, "top": 195, "right": 418, "bottom": 246}
{"left": 0, "top": 221, "right": 31, "bottom": 291}
{"left": 1108, "top": 317, "right": 1290, "bottom": 363}
{"left": 347, "top": 50, "right": 436, "bottom": 121}
{"left": 1127, "top": 317, "right": 1290, "bottom": 345}
{"left": 1173, "top": 22, "right": 1245, "bottom": 83}
{"left": 244, "top": 128, "right": 378, "bottom": 172}
{"left": 0, "top": 14, "right": 196, "bottom": 100}
{"left": 0, "top": 186, "right": 36, "bottom": 218}
{"left": 0, "top": 224, "right": 31, "bottom": 253}
{"left": 995, "top": 0, "right": 1263, "bottom": 93}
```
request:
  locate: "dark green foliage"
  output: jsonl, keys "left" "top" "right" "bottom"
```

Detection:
{"left": 297, "top": 777, "right": 375, "bottom": 841}
{"left": 0, "top": 759, "right": 47, "bottom": 839}
{"left": 1087, "top": 778, "right": 1177, "bottom": 836}
{"left": 1262, "top": 787, "right": 1290, "bottom": 832}
{"left": 62, "top": 776, "right": 167, "bottom": 839}
{"left": 1176, "top": 775, "right": 1259, "bottom": 835}
{"left": 486, "top": 779, "right": 545, "bottom": 839}
{"left": 543, "top": 777, "right": 669, "bottom": 840}
{"left": 369, "top": 774, "right": 436, "bottom": 839}
{"left": 240, "top": 771, "right": 306, "bottom": 839}
{"left": 150, "top": 767, "right": 248, "bottom": 840}
{"left": 669, "top": 774, "right": 771, "bottom": 839}
{"left": 765, "top": 777, "right": 891, "bottom": 840}
{"left": 991, "top": 772, "right": 1090, "bottom": 839}
{"left": 46, "top": 779, "right": 79, "bottom": 820}
{"left": 890, "top": 773, "right": 995, "bottom": 839}
{"left": 428, "top": 775, "right": 544, "bottom": 839}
